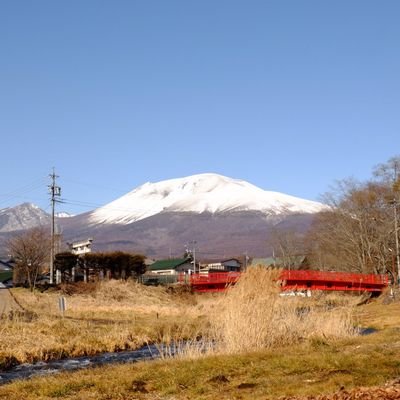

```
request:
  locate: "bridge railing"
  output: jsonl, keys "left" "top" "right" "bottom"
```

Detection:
{"left": 178, "top": 269, "right": 389, "bottom": 293}
{"left": 178, "top": 272, "right": 241, "bottom": 285}
{"left": 280, "top": 270, "right": 388, "bottom": 285}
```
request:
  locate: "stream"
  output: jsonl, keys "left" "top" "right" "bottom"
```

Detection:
{"left": 0, "top": 344, "right": 163, "bottom": 385}
{"left": 0, "top": 327, "right": 376, "bottom": 386}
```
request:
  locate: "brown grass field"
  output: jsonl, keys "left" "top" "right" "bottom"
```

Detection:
{"left": 0, "top": 280, "right": 204, "bottom": 369}
{"left": 1, "top": 268, "right": 400, "bottom": 399}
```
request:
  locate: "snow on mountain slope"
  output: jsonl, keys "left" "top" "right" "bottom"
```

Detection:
{"left": 90, "top": 173, "right": 326, "bottom": 225}
{"left": 56, "top": 212, "right": 74, "bottom": 218}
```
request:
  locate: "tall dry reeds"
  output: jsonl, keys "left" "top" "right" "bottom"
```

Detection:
{"left": 210, "top": 267, "right": 357, "bottom": 354}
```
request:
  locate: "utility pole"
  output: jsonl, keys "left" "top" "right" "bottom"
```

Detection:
{"left": 192, "top": 241, "right": 197, "bottom": 274}
{"left": 188, "top": 240, "right": 197, "bottom": 274}
{"left": 393, "top": 177, "right": 400, "bottom": 285}
{"left": 391, "top": 199, "right": 400, "bottom": 286}
{"left": 193, "top": 242, "right": 197, "bottom": 274}
{"left": 394, "top": 204, "right": 400, "bottom": 285}
{"left": 48, "top": 168, "right": 61, "bottom": 285}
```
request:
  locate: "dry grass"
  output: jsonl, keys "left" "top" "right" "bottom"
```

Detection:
{"left": 0, "top": 280, "right": 204, "bottom": 369}
{"left": 17, "top": 280, "right": 190, "bottom": 317}
{"left": 211, "top": 268, "right": 358, "bottom": 353}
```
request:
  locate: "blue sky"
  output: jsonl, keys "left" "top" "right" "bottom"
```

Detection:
{"left": 1, "top": 1, "right": 399, "bottom": 215}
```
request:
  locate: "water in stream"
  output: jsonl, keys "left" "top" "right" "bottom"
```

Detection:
{"left": 0, "top": 344, "right": 161, "bottom": 385}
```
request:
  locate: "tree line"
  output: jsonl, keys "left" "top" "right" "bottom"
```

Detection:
{"left": 8, "top": 229, "right": 146, "bottom": 291}
{"left": 55, "top": 251, "right": 146, "bottom": 282}
{"left": 272, "top": 156, "right": 400, "bottom": 277}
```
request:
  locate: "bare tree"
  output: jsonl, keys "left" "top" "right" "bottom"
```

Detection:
{"left": 269, "top": 227, "right": 306, "bottom": 269}
{"left": 373, "top": 155, "right": 400, "bottom": 279}
{"left": 8, "top": 227, "right": 51, "bottom": 291}
{"left": 307, "top": 171, "right": 396, "bottom": 274}
{"left": 373, "top": 155, "right": 400, "bottom": 184}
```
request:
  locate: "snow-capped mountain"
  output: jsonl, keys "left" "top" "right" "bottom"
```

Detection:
{"left": 90, "top": 173, "right": 325, "bottom": 225}
{"left": 56, "top": 212, "right": 74, "bottom": 218}
{"left": 0, "top": 203, "right": 50, "bottom": 233}
{"left": 0, "top": 174, "right": 327, "bottom": 258}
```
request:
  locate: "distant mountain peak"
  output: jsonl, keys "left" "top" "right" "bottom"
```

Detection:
{"left": 89, "top": 173, "right": 326, "bottom": 225}
{"left": 56, "top": 212, "right": 74, "bottom": 218}
{"left": 0, "top": 203, "right": 50, "bottom": 233}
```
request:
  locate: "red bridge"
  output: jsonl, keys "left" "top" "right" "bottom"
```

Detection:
{"left": 280, "top": 270, "right": 388, "bottom": 293}
{"left": 179, "top": 270, "right": 389, "bottom": 293}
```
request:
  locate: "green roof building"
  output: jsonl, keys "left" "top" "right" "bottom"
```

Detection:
{"left": 147, "top": 258, "right": 194, "bottom": 275}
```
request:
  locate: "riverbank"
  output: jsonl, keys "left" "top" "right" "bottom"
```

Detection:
{"left": 1, "top": 322, "right": 399, "bottom": 399}
{"left": 0, "top": 280, "right": 206, "bottom": 370}
{"left": 0, "top": 269, "right": 359, "bottom": 369}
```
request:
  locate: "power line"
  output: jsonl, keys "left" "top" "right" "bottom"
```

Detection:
{"left": 60, "top": 198, "right": 108, "bottom": 209}
{"left": 61, "top": 177, "right": 129, "bottom": 194}
{"left": 0, "top": 177, "right": 47, "bottom": 206}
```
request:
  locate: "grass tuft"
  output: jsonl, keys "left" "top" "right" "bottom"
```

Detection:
{"left": 211, "top": 268, "right": 357, "bottom": 353}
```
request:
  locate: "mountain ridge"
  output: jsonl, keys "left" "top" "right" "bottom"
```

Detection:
{"left": 89, "top": 173, "right": 325, "bottom": 225}
{"left": 0, "top": 174, "right": 326, "bottom": 258}
{"left": 0, "top": 203, "right": 50, "bottom": 233}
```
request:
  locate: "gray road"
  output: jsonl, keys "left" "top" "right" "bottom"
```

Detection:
{"left": 0, "top": 284, "right": 21, "bottom": 315}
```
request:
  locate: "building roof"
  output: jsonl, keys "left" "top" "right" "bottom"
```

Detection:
{"left": 148, "top": 258, "right": 191, "bottom": 271}
{"left": 199, "top": 257, "right": 241, "bottom": 264}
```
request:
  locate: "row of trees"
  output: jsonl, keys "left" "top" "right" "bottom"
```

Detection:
{"left": 8, "top": 229, "right": 146, "bottom": 290}
{"left": 54, "top": 251, "right": 146, "bottom": 282}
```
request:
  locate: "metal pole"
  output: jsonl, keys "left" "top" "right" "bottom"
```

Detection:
{"left": 50, "top": 191, "right": 55, "bottom": 285}
{"left": 193, "top": 242, "right": 197, "bottom": 274}
{"left": 48, "top": 168, "right": 61, "bottom": 285}
{"left": 49, "top": 171, "right": 56, "bottom": 285}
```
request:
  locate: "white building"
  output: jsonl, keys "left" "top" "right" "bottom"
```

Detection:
{"left": 68, "top": 238, "right": 93, "bottom": 255}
